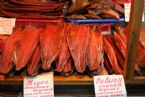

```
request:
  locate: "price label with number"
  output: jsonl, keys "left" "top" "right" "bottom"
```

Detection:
{"left": 94, "top": 75, "right": 127, "bottom": 97}
{"left": 124, "top": 3, "right": 144, "bottom": 22}
{"left": 0, "top": 17, "right": 16, "bottom": 35}
{"left": 24, "top": 72, "right": 54, "bottom": 97}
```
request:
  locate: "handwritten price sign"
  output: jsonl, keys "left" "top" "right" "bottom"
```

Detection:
{"left": 124, "top": 3, "right": 144, "bottom": 22}
{"left": 0, "top": 17, "right": 16, "bottom": 35}
{"left": 94, "top": 75, "right": 127, "bottom": 97}
{"left": 24, "top": 72, "right": 54, "bottom": 97}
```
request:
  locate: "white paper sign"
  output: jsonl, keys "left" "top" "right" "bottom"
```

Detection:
{"left": 0, "top": 17, "right": 16, "bottom": 35}
{"left": 124, "top": 3, "right": 144, "bottom": 22}
{"left": 94, "top": 75, "right": 127, "bottom": 97}
{"left": 24, "top": 72, "right": 54, "bottom": 97}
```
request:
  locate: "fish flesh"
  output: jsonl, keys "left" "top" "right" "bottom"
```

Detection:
{"left": 55, "top": 23, "right": 71, "bottom": 72}
{"left": 27, "top": 46, "right": 41, "bottom": 76}
{"left": 103, "top": 37, "right": 122, "bottom": 74}
{"left": 0, "top": 27, "right": 22, "bottom": 74}
{"left": 114, "top": 32, "right": 126, "bottom": 57}
{"left": 15, "top": 25, "right": 40, "bottom": 70}
{"left": 87, "top": 27, "right": 103, "bottom": 72}
{"left": 40, "top": 23, "right": 64, "bottom": 70}
{"left": 67, "top": 24, "right": 90, "bottom": 73}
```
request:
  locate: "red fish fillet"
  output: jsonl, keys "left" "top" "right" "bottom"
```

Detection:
{"left": 114, "top": 32, "right": 126, "bottom": 57}
{"left": 0, "top": 39, "right": 5, "bottom": 54}
{"left": 27, "top": 46, "right": 40, "bottom": 76}
{"left": 86, "top": 28, "right": 103, "bottom": 71}
{"left": 139, "top": 28, "right": 145, "bottom": 48}
{"left": 55, "top": 24, "right": 71, "bottom": 72}
{"left": 136, "top": 43, "right": 145, "bottom": 68}
{"left": 103, "top": 37, "right": 122, "bottom": 74}
{"left": 15, "top": 25, "right": 40, "bottom": 70}
{"left": 61, "top": 58, "right": 72, "bottom": 76}
{"left": 104, "top": 54, "right": 114, "bottom": 74}
{"left": 40, "top": 23, "right": 64, "bottom": 70}
{"left": 115, "top": 26, "right": 126, "bottom": 42}
{"left": 67, "top": 24, "right": 91, "bottom": 73}
{"left": 0, "top": 28, "right": 22, "bottom": 74}
{"left": 106, "top": 36, "right": 124, "bottom": 69}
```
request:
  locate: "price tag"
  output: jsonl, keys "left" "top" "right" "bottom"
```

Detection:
{"left": 0, "top": 17, "right": 16, "bottom": 35}
{"left": 24, "top": 72, "right": 54, "bottom": 97}
{"left": 124, "top": 3, "right": 144, "bottom": 22}
{"left": 94, "top": 75, "right": 127, "bottom": 97}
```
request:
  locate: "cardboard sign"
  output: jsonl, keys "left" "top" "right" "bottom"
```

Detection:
{"left": 24, "top": 72, "right": 54, "bottom": 97}
{"left": 0, "top": 17, "right": 16, "bottom": 35}
{"left": 124, "top": 3, "right": 144, "bottom": 22}
{"left": 94, "top": 75, "right": 127, "bottom": 97}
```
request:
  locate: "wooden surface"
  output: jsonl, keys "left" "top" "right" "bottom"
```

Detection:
{"left": 1, "top": 76, "right": 145, "bottom": 96}
{"left": 123, "top": 0, "right": 144, "bottom": 80}
{"left": 0, "top": 75, "right": 93, "bottom": 85}
{"left": 1, "top": 75, "right": 145, "bottom": 86}
{"left": 54, "top": 75, "right": 93, "bottom": 85}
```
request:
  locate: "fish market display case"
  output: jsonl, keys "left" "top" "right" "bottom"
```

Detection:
{"left": 0, "top": 0, "right": 145, "bottom": 96}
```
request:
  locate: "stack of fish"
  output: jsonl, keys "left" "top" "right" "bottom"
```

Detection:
{"left": 0, "top": 0, "right": 65, "bottom": 19}
{"left": 0, "top": 0, "right": 124, "bottom": 19}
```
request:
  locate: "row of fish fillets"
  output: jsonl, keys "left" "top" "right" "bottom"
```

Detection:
{"left": 0, "top": 23, "right": 105, "bottom": 76}
{"left": 0, "top": 22, "right": 145, "bottom": 76}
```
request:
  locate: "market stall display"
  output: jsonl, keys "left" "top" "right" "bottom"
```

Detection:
{"left": 0, "top": 20, "right": 144, "bottom": 77}
{"left": 0, "top": 0, "right": 145, "bottom": 96}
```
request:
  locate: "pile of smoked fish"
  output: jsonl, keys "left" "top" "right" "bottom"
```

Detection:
{"left": 0, "top": 0, "right": 124, "bottom": 19}
{"left": 0, "top": 21, "right": 145, "bottom": 77}
{"left": 0, "top": 0, "right": 65, "bottom": 19}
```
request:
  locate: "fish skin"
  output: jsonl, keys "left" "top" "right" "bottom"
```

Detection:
{"left": 67, "top": 24, "right": 91, "bottom": 73}
{"left": 15, "top": 25, "right": 40, "bottom": 70}
{"left": 40, "top": 23, "right": 64, "bottom": 71}
{"left": 0, "top": 28, "right": 22, "bottom": 74}
{"left": 27, "top": 46, "right": 40, "bottom": 76}
{"left": 103, "top": 37, "right": 122, "bottom": 74}
{"left": 86, "top": 28, "right": 103, "bottom": 71}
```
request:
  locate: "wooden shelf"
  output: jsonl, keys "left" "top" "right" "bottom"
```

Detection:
{"left": 0, "top": 75, "right": 93, "bottom": 85}
{"left": 1, "top": 75, "right": 145, "bottom": 85}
